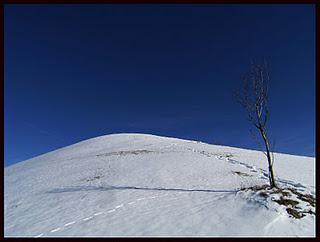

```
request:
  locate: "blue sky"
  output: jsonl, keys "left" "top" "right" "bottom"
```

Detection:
{"left": 4, "top": 4, "right": 315, "bottom": 166}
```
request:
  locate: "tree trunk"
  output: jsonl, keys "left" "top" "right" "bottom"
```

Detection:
{"left": 259, "top": 128, "right": 276, "bottom": 188}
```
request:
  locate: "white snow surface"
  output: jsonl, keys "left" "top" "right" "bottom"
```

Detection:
{"left": 4, "top": 133, "right": 315, "bottom": 237}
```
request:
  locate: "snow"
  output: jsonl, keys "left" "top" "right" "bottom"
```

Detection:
{"left": 4, "top": 133, "right": 315, "bottom": 237}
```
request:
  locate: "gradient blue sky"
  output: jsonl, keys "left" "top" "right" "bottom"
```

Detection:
{"left": 4, "top": 4, "right": 315, "bottom": 166}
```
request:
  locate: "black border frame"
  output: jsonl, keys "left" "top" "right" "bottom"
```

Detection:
{"left": 1, "top": 0, "right": 318, "bottom": 240}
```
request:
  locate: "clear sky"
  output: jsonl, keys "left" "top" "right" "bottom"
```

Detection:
{"left": 4, "top": 4, "right": 315, "bottom": 166}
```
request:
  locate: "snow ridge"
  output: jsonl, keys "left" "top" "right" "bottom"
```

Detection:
{"left": 4, "top": 134, "right": 315, "bottom": 237}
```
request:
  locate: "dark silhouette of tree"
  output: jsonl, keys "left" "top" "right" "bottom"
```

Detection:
{"left": 235, "top": 60, "right": 276, "bottom": 188}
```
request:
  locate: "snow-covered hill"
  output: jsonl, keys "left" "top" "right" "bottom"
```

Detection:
{"left": 4, "top": 133, "right": 315, "bottom": 237}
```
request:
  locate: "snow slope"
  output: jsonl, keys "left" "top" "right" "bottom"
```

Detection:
{"left": 4, "top": 133, "right": 316, "bottom": 237}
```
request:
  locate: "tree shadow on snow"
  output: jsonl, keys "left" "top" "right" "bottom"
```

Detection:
{"left": 46, "top": 185, "right": 240, "bottom": 194}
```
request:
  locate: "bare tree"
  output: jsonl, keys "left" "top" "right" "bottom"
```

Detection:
{"left": 235, "top": 60, "right": 276, "bottom": 188}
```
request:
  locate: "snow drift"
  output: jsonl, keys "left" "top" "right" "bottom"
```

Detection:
{"left": 4, "top": 133, "right": 315, "bottom": 237}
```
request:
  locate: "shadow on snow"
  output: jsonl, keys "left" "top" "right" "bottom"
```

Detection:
{"left": 47, "top": 185, "right": 240, "bottom": 194}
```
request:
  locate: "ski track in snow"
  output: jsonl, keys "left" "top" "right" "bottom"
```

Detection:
{"left": 64, "top": 221, "right": 76, "bottom": 227}
{"left": 34, "top": 193, "right": 170, "bottom": 237}
{"left": 184, "top": 145, "right": 311, "bottom": 192}
{"left": 50, "top": 227, "right": 61, "bottom": 233}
